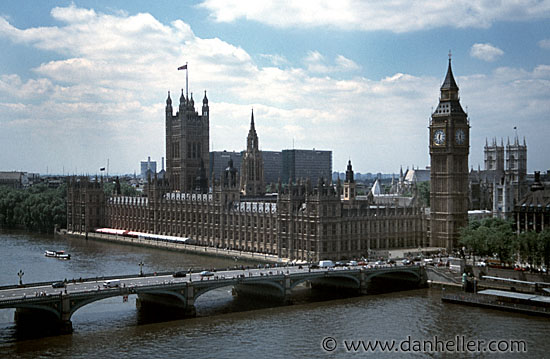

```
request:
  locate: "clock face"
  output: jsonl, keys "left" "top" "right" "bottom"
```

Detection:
{"left": 455, "top": 129, "right": 466, "bottom": 145}
{"left": 433, "top": 129, "right": 446, "bottom": 145}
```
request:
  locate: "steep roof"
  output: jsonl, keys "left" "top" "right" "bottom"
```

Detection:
{"left": 441, "top": 59, "right": 459, "bottom": 90}
{"left": 371, "top": 179, "right": 382, "bottom": 195}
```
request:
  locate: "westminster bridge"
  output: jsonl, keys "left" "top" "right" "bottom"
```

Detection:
{"left": 0, "top": 265, "right": 427, "bottom": 333}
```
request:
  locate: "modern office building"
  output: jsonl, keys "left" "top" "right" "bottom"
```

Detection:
{"left": 281, "top": 149, "right": 332, "bottom": 185}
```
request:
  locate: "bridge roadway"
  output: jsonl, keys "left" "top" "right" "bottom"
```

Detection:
{"left": 0, "top": 264, "right": 426, "bottom": 333}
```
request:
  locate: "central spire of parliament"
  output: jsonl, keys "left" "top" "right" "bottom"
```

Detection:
{"left": 240, "top": 108, "right": 264, "bottom": 196}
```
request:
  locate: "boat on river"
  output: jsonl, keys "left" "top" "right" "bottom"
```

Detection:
{"left": 45, "top": 250, "right": 71, "bottom": 260}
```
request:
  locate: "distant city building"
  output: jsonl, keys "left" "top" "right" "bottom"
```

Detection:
{"left": 210, "top": 151, "right": 242, "bottom": 182}
{"left": 0, "top": 171, "right": 29, "bottom": 188}
{"left": 140, "top": 157, "right": 157, "bottom": 180}
{"left": 262, "top": 151, "right": 282, "bottom": 185}
{"left": 281, "top": 149, "right": 332, "bottom": 184}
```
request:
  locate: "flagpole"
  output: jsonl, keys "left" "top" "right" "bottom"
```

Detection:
{"left": 186, "top": 62, "right": 188, "bottom": 100}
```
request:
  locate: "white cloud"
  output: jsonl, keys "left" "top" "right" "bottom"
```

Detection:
{"left": 470, "top": 43, "right": 504, "bottom": 62}
{"left": 304, "top": 51, "right": 360, "bottom": 73}
{"left": 259, "top": 53, "right": 289, "bottom": 66}
{"left": 0, "top": 5, "right": 548, "bottom": 174}
{"left": 539, "top": 38, "right": 550, "bottom": 49}
{"left": 198, "top": 0, "right": 550, "bottom": 32}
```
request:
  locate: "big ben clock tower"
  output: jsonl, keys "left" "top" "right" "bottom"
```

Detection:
{"left": 429, "top": 56, "right": 470, "bottom": 251}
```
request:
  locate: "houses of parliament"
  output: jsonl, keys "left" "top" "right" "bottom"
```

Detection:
{"left": 67, "top": 60, "right": 473, "bottom": 261}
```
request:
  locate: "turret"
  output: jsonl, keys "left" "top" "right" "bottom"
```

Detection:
{"left": 345, "top": 160, "right": 355, "bottom": 183}
{"left": 247, "top": 109, "right": 259, "bottom": 152}
{"left": 179, "top": 89, "right": 186, "bottom": 111}
{"left": 343, "top": 160, "right": 356, "bottom": 201}
{"left": 202, "top": 90, "right": 209, "bottom": 117}
{"left": 166, "top": 91, "right": 172, "bottom": 116}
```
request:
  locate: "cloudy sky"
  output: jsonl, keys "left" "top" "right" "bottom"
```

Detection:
{"left": 1, "top": 1, "right": 549, "bottom": 175}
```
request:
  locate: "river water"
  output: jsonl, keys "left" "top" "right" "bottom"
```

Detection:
{"left": 0, "top": 230, "right": 549, "bottom": 358}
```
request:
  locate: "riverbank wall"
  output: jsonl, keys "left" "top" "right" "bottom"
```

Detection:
{"left": 61, "top": 230, "right": 284, "bottom": 264}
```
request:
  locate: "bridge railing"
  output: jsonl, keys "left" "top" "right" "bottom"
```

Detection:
{"left": 0, "top": 265, "right": 422, "bottom": 292}
{"left": 0, "top": 265, "right": 243, "bottom": 291}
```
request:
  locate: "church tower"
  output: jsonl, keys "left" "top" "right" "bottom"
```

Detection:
{"left": 240, "top": 109, "right": 265, "bottom": 196}
{"left": 429, "top": 57, "right": 470, "bottom": 251}
{"left": 165, "top": 89, "right": 210, "bottom": 192}
{"left": 506, "top": 135, "right": 527, "bottom": 202}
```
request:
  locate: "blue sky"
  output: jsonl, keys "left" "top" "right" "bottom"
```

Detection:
{"left": 0, "top": 0, "right": 549, "bottom": 175}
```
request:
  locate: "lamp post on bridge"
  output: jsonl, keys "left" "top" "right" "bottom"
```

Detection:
{"left": 17, "top": 269, "right": 24, "bottom": 286}
{"left": 139, "top": 261, "right": 144, "bottom": 277}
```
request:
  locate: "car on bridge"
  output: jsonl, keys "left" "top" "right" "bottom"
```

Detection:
{"left": 173, "top": 271, "right": 187, "bottom": 278}
{"left": 52, "top": 281, "right": 65, "bottom": 288}
{"left": 103, "top": 279, "right": 121, "bottom": 288}
{"left": 199, "top": 271, "right": 214, "bottom": 277}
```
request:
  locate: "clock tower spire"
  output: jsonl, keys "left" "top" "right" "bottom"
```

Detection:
{"left": 429, "top": 56, "right": 470, "bottom": 251}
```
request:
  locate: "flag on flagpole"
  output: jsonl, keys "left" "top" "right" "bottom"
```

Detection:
{"left": 100, "top": 167, "right": 106, "bottom": 171}
{"left": 178, "top": 64, "right": 187, "bottom": 70}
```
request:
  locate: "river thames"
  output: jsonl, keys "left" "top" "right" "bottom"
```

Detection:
{"left": 0, "top": 230, "right": 549, "bottom": 358}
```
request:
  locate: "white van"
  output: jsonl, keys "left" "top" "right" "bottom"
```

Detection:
{"left": 319, "top": 260, "right": 335, "bottom": 268}
{"left": 103, "top": 279, "right": 121, "bottom": 288}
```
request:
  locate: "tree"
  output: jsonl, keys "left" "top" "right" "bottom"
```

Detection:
{"left": 0, "top": 184, "right": 66, "bottom": 233}
{"left": 416, "top": 181, "right": 430, "bottom": 207}
{"left": 539, "top": 229, "right": 550, "bottom": 271}
{"left": 103, "top": 180, "right": 138, "bottom": 197}
{"left": 459, "top": 217, "right": 515, "bottom": 264}
{"left": 460, "top": 220, "right": 492, "bottom": 264}
{"left": 484, "top": 218, "right": 515, "bottom": 264}
{"left": 518, "top": 231, "right": 539, "bottom": 267}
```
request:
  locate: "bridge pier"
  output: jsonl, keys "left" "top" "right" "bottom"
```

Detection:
{"left": 283, "top": 275, "right": 292, "bottom": 304}
{"left": 233, "top": 276, "right": 290, "bottom": 304}
{"left": 136, "top": 283, "right": 196, "bottom": 318}
{"left": 14, "top": 306, "right": 73, "bottom": 334}
{"left": 60, "top": 296, "right": 73, "bottom": 333}
{"left": 184, "top": 284, "right": 197, "bottom": 317}
{"left": 359, "top": 270, "right": 370, "bottom": 295}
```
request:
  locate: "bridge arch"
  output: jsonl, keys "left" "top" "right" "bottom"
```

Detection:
{"left": 194, "top": 279, "right": 286, "bottom": 302}
{"left": 365, "top": 268, "right": 421, "bottom": 283}
{"left": 12, "top": 302, "right": 62, "bottom": 320}
{"left": 68, "top": 292, "right": 130, "bottom": 318}
{"left": 290, "top": 272, "right": 361, "bottom": 290}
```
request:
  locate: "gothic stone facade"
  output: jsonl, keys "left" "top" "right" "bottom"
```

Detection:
{"left": 469, "top": 136, "right": 527, "bottom": 219}
{"left": 67, "top": 86, "right": 427, "bottom": 261}
{"left": 66, "top": 172, "right": 425, "bottom": 261}
{"left": 66, "top": 177, "right": 106, "bottom": 233}
{"left": 240, "top": 110, "right": 265, "bottom": 196}
{"left": 165, "top": 90, "right": 210, "bottom": 193}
